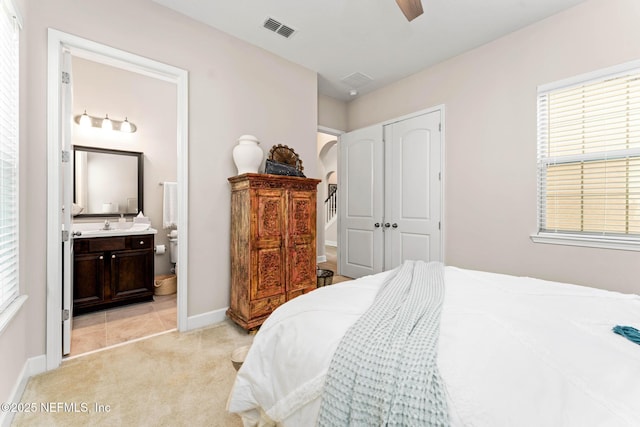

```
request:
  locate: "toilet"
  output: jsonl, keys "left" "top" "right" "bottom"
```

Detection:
{"left": 168, "top": 229, "right": 178, "bottom": 275}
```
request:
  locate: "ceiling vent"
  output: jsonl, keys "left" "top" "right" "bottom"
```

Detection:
{"left": 341, "top": 72, "right": 374, "bottom": 89}
{"left": 263, "top": 17, "right": 296, "bottom": 39}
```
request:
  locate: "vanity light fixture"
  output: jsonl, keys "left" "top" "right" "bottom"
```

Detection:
{"left": 101, "top": 114, "right": 112, "bottom": 131}
{"left": 73, "top": 111, "right": 138, "bottom": 133}
{"left": 120, "top": 117, "right": 132, "bottom": 133}
{"left": 79, "top": 110, "right": 92, "bottom": 127}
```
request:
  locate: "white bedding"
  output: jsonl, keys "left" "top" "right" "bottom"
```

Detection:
{"left": 227, "top": 267, "right": 640, "bottom": 426}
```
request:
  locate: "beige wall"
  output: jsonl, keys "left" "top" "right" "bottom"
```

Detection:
{"left": 2, "top": 0, "right": 318, "bottom": 401}
{"left": 318, "top": 94, "right": 348, "bottom": 131}
{"left": 348, "top": 0, "right": 640, "bottom": 293}
{"left": 71, "top": 56, "right": 177, "bottom": 276}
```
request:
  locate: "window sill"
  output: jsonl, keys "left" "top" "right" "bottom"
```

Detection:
{"left": 0, "top": 295, "right": 28, "bottom": 336}
{"left": 530, "top": 232, "right": 640, "bottom": 252}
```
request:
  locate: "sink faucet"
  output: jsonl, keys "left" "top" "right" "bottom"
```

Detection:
{"left": 103, "top": 220, "right": 111, "bottom": 230}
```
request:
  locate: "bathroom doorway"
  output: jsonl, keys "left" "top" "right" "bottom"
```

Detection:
{"left": 46, "top": 29, "right": 189, "bottom": 370}
{"left": 66, "top": 56, "right": 178, "bottom": 357}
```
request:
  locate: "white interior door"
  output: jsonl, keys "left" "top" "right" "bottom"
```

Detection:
{"left": 61, "top": 50, "right": 74, "bottom": 355}
{"left": 338, "top": 125, "right": 384, "bottom": 278}
{"left": 383, "top": 111, "right": 442, "bottom": 269}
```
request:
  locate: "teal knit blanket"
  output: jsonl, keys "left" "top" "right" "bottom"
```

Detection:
{"left": 317, "top": 260, "right": 449, "bottom": 427}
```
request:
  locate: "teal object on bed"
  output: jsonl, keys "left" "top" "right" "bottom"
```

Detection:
{"left": 613, "top": 325, "right": 640, "bottom": 345}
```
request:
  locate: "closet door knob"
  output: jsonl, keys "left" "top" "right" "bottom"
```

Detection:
{"left": 99, "top": 256, "right": 104, "bottom": 260}
{"left": 112, "top": 254, "right": 116, "bottom": 259}
{"left": 384, "top": 223, "right": 390, "bottom": 228}
{"left": 374, "top": 223, "right": 380, "bottom": 228}
{"left": 392, "top": 223, "right": 398, "bottom": 228}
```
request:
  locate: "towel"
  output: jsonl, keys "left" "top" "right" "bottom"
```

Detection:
{"left": 163, "top": 182, "right": 178, "bottom": 229}
{"left": 613, "top": 325, "right": 640, "bottom": 345}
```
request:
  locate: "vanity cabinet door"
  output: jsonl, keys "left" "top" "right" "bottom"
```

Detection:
{"left": 110, "top": 248, "right": 154, "bottom": 301}
{"left": 73, "top": 252, "right": 107, "bottom": 308}
{"left": 73, "top": 234, "right": 155, "bottom": 315}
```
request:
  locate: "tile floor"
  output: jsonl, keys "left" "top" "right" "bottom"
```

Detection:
{"left": 68, "top": 294, "right": 177, "bottom": 358}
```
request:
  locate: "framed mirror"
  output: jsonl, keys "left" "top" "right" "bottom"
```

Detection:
{"left": 73, "top": 145, "right": 143, "bottom": 217}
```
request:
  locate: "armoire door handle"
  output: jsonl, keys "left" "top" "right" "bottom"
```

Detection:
{"left": 384, "top": 223, "right": 390, "bottom": 228}
{"left": 392, "top": 223, "right": 398, "bottom": 228}
{"left": 374, "top": 223, "right": 380, "bottom": 228}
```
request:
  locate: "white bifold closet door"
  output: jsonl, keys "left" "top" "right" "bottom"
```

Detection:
{"left": 338, "top": 125, "right": 385, "bottom": 279}
{"left": 339, "top": 110, "right": 442, "bottom": 279}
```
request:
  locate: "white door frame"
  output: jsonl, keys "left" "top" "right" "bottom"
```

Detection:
{"left": 317, "top": 125, "right": 344, "bottom": 265}
{"left": 46, "top": 29, "right": 189, "bottom": 370}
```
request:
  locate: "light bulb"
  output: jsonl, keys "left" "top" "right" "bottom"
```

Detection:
{"left": 79, "top": 110, "right": 91, "bottom": 127}
{"left": 102, "top": 114, "right": 112, "bottom": 131}
{"left": 120, "top": 117, "right": 132, "bottom": 133}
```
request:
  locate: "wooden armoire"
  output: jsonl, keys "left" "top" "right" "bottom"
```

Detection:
{"left": 227, "top": 173, "right": 321, "bottom": 330}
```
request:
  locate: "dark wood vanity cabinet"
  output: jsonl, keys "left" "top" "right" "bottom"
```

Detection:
{"left": 73, "top": 234, "right": 155, "bottom": 314}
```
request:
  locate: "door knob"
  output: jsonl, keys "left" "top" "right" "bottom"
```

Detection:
{"left": 374, "top": 223, "right": 380, "bottom": 228}
{"left": 392, "top": 223, "right": 398, "bottom": 228}
{"left": 384, "top": 223, "right": 390, "bottom": 228}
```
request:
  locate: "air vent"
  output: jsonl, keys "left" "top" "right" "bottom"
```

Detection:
{"left": 263, "top": 17, "right": 297, "bottom": 39}
{"left": 341, "top": 72, "right": 374, "bottom": 89}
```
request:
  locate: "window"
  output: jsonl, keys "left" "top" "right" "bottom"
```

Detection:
{"left": 0, "top": 0, "right": 21, "bottom": 315}
{"left": 534, "top": 61, "right": 640, "bottom": 250}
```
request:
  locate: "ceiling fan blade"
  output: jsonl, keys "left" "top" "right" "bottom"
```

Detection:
{"left": 395, "top": 0, "right": 424, "bottom": 22}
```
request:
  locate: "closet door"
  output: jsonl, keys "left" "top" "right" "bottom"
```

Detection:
{"left": 383, "top": 110, "right": 442, "bottom": 269}
{"left": 338, "top": 125, "right": 384, "bottom": 278}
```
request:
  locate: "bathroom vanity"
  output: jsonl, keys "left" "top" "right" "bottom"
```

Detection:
{"left": 72, "top": 224, "right": 156, "bottom": 315}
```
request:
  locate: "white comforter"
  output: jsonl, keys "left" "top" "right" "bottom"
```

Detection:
{"left": 227, "top": 267, "right": 640, "bottom": 426}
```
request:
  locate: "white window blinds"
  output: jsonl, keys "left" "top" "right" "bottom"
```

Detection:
{"left": 537, "top": 64, "right": 640, "bottom": 241}
{"left": 0, "top": 0, "right": 20, "bottom": 313}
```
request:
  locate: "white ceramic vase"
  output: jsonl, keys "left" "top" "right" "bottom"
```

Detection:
{"left": 232, "top": 134, "right": 263, "bottom": 175}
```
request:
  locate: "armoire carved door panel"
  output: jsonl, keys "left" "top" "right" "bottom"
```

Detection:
{"left": 253, "top": 247, "right": 285, "bottom": 299}
{"left": 252, "top": 188, "right": 286, "bottom": 300}
{"left": 287, "top": 243, "right": 315, "bottom": 298}
{"left": 287, "top": 191, "right": 317, "bottom": 296}
{"left": 255, "top": 189, "right": 284, "bottom": 241}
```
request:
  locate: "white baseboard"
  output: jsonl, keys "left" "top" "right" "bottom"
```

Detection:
{"left": 325, "top": 241, "right": 337, "bottom": 247}
{"left": 186, "top": 307, "right": 228, "bottom": 331}
{"left": 1, "top": 354, "right": 46, "bottom": 427}
{"left": 317, "top": 255, "right": 327, "bottom": 263}
{"left": 27, "top": 355, "right": 47, "bottom": 377}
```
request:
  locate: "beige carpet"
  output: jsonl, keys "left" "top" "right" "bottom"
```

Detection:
{"left": 13, "top": 320, "right": 253, "bottom": 427}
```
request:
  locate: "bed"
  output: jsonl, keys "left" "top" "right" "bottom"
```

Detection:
{"left": 227, "top": 264, "right": 640, "bottom": 426}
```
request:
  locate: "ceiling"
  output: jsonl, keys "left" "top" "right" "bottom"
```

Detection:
{"left": 152, "top": 0, "right": 587, "bottom": 101}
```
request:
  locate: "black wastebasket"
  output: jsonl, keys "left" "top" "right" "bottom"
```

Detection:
{"left": 317, "top": 269, "right": 334, "bottom": 287}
